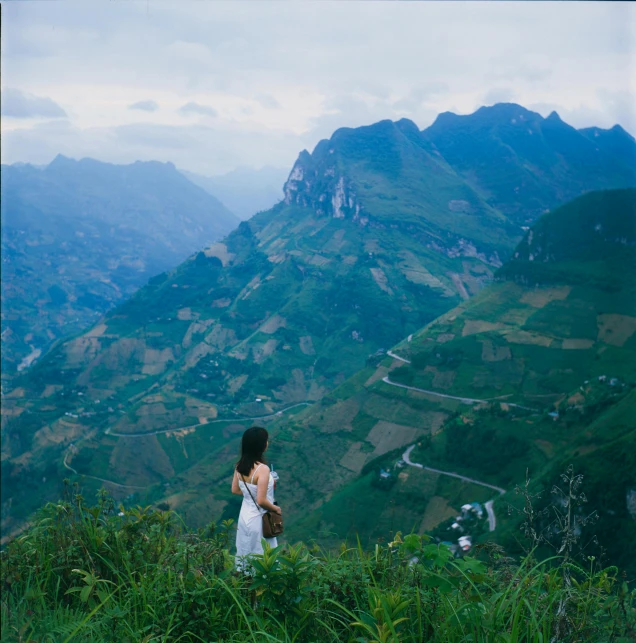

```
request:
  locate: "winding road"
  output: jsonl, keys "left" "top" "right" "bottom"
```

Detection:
{"left": 402, "top": 444, "right": 505, "bottom": 531}
{"left": 63, "top": 452, "right": 147, "bottom": 490}
{"left": 63, "top": 401, "right": 314, "bottom": 490}
{"left": 387, "top": 350, "right": 411, "bottom": 364}
{"left": 63, "top": 345, "right": 523, "bottom": 511}
{"left": 104, "top": 402, "right": 313, "bottom": 438}
{"left": 381, "top": 352, "right": 537, "bottom": 411}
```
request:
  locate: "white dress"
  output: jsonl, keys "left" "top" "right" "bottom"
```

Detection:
{"left": 235, "top": 464, "right": 278, "bottom": 569}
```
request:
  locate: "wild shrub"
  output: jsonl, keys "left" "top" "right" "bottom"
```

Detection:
{"left": 2, "top": 475, "right": 635, "bottom": 642}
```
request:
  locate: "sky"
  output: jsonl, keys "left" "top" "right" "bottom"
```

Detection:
{"left": 2, "top": 1, "right": 635, "bottom": 176}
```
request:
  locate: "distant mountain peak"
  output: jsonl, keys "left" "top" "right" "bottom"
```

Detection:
{"left": 282, "top": 118, "right": 428, "bottom": 222}
{"left": 476, "top": 102, "right": 536, "bottom": 116}
{"left": 609, "top": 123, "right": 635, "bottom": 140}
{"left": 427, "top": 103, "right": 544, "bottom": 132}
{"left": 48, "top": 153, "right": 74, "bottom": 168}
{"left": 282, "top": 148, "right": 365, "bottom": 223}
{"left": 47, "top": 155, "right": 181, "bottom": 174}
{"left": 394, "top": 117, "right": 422, "bottom": 139}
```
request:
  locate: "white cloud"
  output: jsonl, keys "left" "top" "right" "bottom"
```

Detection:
{"left": 2, "top": 1, "right": 634, "bottom": 174}
{"left": 482, "top": 87, "right": 516, "bottom": 106}
{"left": 179, "top": 102, "right": 218, "bottom": 118}
{"left": 129, "top": 100, "right": 159, "bottom": 112}
{"left": 1, "top": 87, "right": 67, "bottom": 118}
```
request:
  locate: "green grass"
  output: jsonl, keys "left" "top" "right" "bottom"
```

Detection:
{"left": 2, "top": 488, "right": 634, "bottom": 642}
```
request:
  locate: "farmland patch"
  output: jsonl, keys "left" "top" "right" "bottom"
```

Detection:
{"left": 481, "top": 340, "right": 512, "bottom": 362}
{"left": 520, "top": 286, "right": 571, "bottom": 308}
{"left": 597, "top": 314, "right": 636, "bottom": 347}
{"left": 370, "top": 267, "right": 392, "bottom": 294}
{"left": 562, "top": 339, "right": 595, "bottom": 350}
{"left": 203, "top": 243, "right": 234, "bottom": 266}
{"left": 299, "top": 336, "right": 316, "bottom": 355}
{"left": 316, "top": 397, "right": 360, "bottom": 433}
{"left": 339, "top": 442, "right": 368, "bottom": 473}
{"left": 462, "top": 320, "right": 506, "bottom": 336}
{"left": 366, "top": 421, "right": 421, "bottom": 457}
{"left": 419, "top": 496, "right": 458, "bottom": 533}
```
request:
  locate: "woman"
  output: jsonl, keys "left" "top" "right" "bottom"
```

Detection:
{"left": 231, "top": 426, "right": 282, "bottom": 569}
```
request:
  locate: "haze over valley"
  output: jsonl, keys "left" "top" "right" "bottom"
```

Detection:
{"left": 3, "top": 102, "right": 636, "bottom": 574}
{"left": 2, "top": 3, "right": 635, "bottom": 639}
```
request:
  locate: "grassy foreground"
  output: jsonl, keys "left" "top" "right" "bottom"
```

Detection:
{"left": 1, "top": 485, "right": 634, "bottom": 643}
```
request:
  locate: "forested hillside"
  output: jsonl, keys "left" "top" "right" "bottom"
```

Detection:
{"left": 1, "top": 157, "right": 238, "bottom": 374}
{"left": 2, "top": 106, "right": 635, "bottom": 552}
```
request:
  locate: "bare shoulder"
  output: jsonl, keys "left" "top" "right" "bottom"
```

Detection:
{"left": 255, "top": 463, "right": 270, "bottom": 482}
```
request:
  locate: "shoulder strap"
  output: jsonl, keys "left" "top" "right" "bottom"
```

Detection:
{"left": 251, "top": 463, "right": 263, "bottom": 484}
{"left": 240, "top": 471, "right": 261, "bottom": 512}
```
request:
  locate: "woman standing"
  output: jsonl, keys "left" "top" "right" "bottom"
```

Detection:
{"left": 231, "top": 426, "right": 282, "bottom": 569}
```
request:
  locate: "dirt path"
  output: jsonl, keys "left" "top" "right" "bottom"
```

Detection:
{"left": 402, "top": 444, "right": 505, "bottom": 531}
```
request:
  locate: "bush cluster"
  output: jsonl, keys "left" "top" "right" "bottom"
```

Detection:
{"left": 2, "top": 483, "right": 635, "bottom": 642}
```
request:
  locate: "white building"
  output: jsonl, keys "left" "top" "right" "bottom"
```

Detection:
{"left": 458, "top": 536, "right": 472, "bottom": 552}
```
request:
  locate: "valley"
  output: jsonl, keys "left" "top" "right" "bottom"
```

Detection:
{"left": 2, "top": 105, "right": 635, "bottom": 576}
{"left": 1, "top": 157, "right": 238, "bottom": 376}
{"left": 5, "top": 5, "right": 636, "bottom": 639}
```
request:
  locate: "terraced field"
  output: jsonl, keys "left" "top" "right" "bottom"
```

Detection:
{"left": 3, "top": 109, "right": 636, "bottom": 560}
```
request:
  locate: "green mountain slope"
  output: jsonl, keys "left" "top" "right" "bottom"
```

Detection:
{"left": 579, "top": 123, "right": 636, "bottom": 168}
{"left": 424, "top": 104, "right": 636, "bottom": 224}
{"left": 2, "top": 106, "right": 635, "bottom": 541}
{"left": 1, "top": 118, "right": 509, "bottom": 535}
{"left": 264, "top": 188, "right": 635, "bottom": 571}
{"left": 29, "top": 188, "right": 631, "bottom": 571}
{"left": 1, "top": 157, "right": 238, "bottom": 374}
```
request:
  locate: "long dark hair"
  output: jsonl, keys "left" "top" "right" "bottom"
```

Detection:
{"left": 236, "top": 426, "right": 268, "bottom": 476}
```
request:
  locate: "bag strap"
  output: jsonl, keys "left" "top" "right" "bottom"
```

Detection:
{"left": 239, "top": 470, "right": 262, "bottom": 513}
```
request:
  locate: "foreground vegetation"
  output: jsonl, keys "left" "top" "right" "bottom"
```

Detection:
{"left": 2, "top": 483, "right": 634, "bottom": 642}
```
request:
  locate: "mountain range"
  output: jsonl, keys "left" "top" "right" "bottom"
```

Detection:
{"left": 182, "top": 166, "right": 287, "bottom": 220}
{"left": 2, "top": 104, "right": 635, "bottom": 563}
{"left": 1, "top": 157, "right": 239, "bottom": 376}
{"left": 47, "top": 188, "right": 633, "bottom": 572}
{"left": 273, "top": 188, "right": 636, "bottom": 574}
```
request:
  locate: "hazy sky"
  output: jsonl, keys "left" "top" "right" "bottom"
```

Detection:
{"left": 2, "top": 1, "right": 634, "bottom": 175}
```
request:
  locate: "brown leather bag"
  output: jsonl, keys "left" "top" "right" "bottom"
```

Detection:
{"left": 242, "top": 470, "right": 284, "bottom": 538}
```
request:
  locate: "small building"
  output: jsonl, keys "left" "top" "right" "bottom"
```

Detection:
{"left": 548, "top": 411, "right": 559, "bottom": 420}
{"left": 379, "top": 469, "right": 392, "bottom": 480}
{"left": 470, "top": 502, "right": 484, "bottom": 518}
{"left": 458, "top": 536, "right": 472, "bottom": 552}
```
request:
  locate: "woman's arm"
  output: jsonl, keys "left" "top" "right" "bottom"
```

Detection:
{"left": 256, "top": 466, "right": 282, "bottom": 514}
{"left": 231, "top": 470, "right": 242, "bottom": 495}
